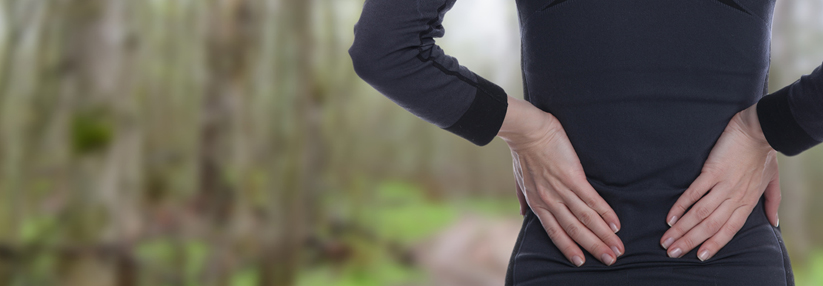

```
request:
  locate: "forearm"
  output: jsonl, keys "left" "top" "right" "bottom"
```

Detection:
{"left": 349, "top": 0, "right": 508, "bottom": 146}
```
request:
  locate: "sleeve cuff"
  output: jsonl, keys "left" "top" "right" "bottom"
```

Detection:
{"left": 756, "top": 84, "right": 819, "bottom": 156}
{"left": 444, "top": 74, "right": 508, "bottom": 146}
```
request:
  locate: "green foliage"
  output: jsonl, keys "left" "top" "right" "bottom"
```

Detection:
{"left": 184, "top": 241, "right": 209, "bottom": 285}
{"left": 296, "top": 240, "right": 427, "bottom": 286}
{"left": 295, "top": 180, "right": 525, "bottom": 285}
{"left": 18, "top": 215, "right": 57, "bottom": 243}
{"left": 295, "top": 180, "right": 450, "bottom": 286}
{"left": 229, "top": 267, "right": 259, "bottom": 286}
{"left": 793, "top": 249, "right": 823, "bottom": 286}
{"left": 70, "top": 109, "right": 113, "bottom": 155}
{"left": 367, "top": 180, "right": 458, "bottom": 245}
{"left": 136, "top": 239, "right": 176, "bottom": 265}
{"left": 136, "top": 238, "right": 210, "bottom": 286}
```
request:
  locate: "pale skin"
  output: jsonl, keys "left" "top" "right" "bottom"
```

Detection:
{"left": 497, "top": 95, "right": 781, "bottom": 266}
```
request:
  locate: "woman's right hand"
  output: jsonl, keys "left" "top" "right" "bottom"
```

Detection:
{"left": 498, "top": 96, "right": 624, "bottom": 267}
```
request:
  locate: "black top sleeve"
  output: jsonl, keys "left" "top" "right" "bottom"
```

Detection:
{"left": 757, "top": 62, "right": 823, "bottom": 156}
{"left": 348, "top": 0, "right": 508, "bottom": 146}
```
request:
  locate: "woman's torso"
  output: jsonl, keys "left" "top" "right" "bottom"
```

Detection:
{"left": 506, "top": 0, "right": 793, "bottom": 284}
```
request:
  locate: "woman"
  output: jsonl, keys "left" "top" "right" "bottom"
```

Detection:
{"left": 349, "top": 0, "right": 822, "bottom": 284}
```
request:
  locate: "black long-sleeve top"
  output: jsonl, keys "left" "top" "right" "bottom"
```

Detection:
{"left": 349, "top": 0, "right": 823, "bottom": 157}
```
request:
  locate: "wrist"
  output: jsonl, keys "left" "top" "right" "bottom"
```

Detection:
{"left": 740, "top": 103, "right": 771, "bottom": 149}
{"left": 497, "top": 96, "right": 556, "bottom": 149}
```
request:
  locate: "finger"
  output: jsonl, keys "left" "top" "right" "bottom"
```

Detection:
{"left": 695, "top": 205, "right": 751, "bottom": 261}
{"left": 763, "top": 168, "right": 781, "bottom": 227}
{"left": 531, "top": 206, "right": 586, "bottom": 267}
{"left": 665, "top": 198, "right": 736, "bottom": 258}
{"left": 549, "top": 200, "right": 618, "bottom": 266}
{"left": 667, "top": 172, "right": 719, "bottom": 227}
{"left": 516, "top": 181, "right": 528, "bottom": 216}
{"left": 560, "top": 174, "right": 621, "bottom": 234}
{"left": 556, "top": 187, "right": 624, "bottom": 256}
{"left": 661, "top": 182, "right": 729, "bottom": 250}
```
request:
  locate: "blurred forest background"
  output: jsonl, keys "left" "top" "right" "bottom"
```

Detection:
{"left": 0, "top": 0, "right": 822, "bottom": 285}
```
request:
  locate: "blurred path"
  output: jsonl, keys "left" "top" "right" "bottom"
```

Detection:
{"left": 414, "top": 213, "right": 522, "bottom": 286}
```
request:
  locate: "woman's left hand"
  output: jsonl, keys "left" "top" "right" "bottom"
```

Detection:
{"left": 660, "top": 102, "right": 781, "bottom": 261}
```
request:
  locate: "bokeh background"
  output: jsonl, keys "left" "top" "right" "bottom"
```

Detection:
{"left": 1, "top": 0, "right": 822, "bottom": 285}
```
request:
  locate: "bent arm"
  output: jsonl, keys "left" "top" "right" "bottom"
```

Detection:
{"left": 348, "top": 0, "right": 508, "bottom": 146}
{"left": 757, "top": 62, "right": 823, "bottom": 156}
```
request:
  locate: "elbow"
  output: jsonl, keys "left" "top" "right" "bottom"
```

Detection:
{"left": 349, "top": 22, "right": 410, "bottom": 85}
{"left": 349, "top": 0, "right": 428, "bottom": 87}
{"left": 348, "top": 41, "right": 375, "bottom": 82}
{"left": 349, "top": 15, "right": 387, "bottom": 84}
{"left": 349, "top": 37, "right": 387, "bottom": 85}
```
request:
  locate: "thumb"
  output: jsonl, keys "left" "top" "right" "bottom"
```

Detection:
{"left": 764, "top": 168, "right": 781, "bottom": 227}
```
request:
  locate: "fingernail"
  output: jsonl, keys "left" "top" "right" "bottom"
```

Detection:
{"left": 611, "top": 246, "right": 622, "bottom": 257}
{"left": 775, "top": 215, "right": 779, "bottom": 227}
{"left": 661, "top": 237, "right": 674, "bottom": 250}
{"left": 609, "top": 222, "right": 619, "bottom": 233}
{"left": 668, "top": 248, "right": 682, "bottom": 258}
{"left": 698, "top": 250, "right": 710, "bottom": 261}
{"left": 572, "top": 255, "right": 584, "bottom": 267}
{"left": 601, "top": 253, "right": 615, "bottom": 266}
{"left": 667, "top": 216, "right": 678, "bottom": 227}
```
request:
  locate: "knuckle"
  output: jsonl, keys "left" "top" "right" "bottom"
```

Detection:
{"left": 701, "top": 240, "right": 719, "bottom": 252}
{"left": 668, "top": 232, "right": 683, "bottom": 242}
{"left": 674, "top": 203, "right": 688, "bottom": 215}
{"left": 561, "top": 244, "right": 580, "bottom": 256}
{"left": 667, "top": 224, "right": 680, "bottom": 235}
{"left": 695, "top": 206, "right": 713, "bottom": 219}
{"left": 537, "top": 189, "right": 556, "bottom": 205}
{"left": 541, "top": 168, "right": 555, "bottom": 181}
{"left": 550, "top": 179, "right": 569, "bottom": 194}
{"left": 565, "top": 168, "right": 586, "bottom": 180}
{"left": 702, "top": 168, "right": 721, "bottom": 179}
{"left": 564, "top": 222, "right": 581, "bottom": 238}
{"left": 680, "top": 237, "right": 697, "bottom": 250}
{"left": 545, "top": 225, "right": 561, "bottom": 240}
{"left": 605, "top": 234, "right": 622, "bottom": 246}
{"left": 601, "top": 210, "right": 616, "bottom": 220}
{"left": 587, "top": 241, "right": 605, "bottom": 255}
{"left": 723, "top": 219, "right": 744, "bottom": 234}
{"left": 578, "top": 211, "right": 595, "bottom": 227}
{"left": 585, "top": 198, "right": 611, "bottom": 218}
{"left": 670, "top": 224, "right": 686, "bottom": 236}
{"left": 687, "top": 189, "right": 704, "bottom": 203}
{"left": 580, "top": 195, "right": 599, "bottom": 210}
{"left": 705, "top": 218, "right": 724, "bottom": 232}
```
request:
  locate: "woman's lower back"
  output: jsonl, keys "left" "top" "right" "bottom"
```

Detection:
{"left": 505, "top": 182, "right": 793, "bottom": 286}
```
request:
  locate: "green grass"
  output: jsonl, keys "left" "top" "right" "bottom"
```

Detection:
{"left": 298, "top": 180, "right": 461, "bottom": 286}
{"left": 794, "top": 249, "right": 823, "bottom": 286}
{"left": 366, "top": 180, "right": 460, "bottom": 245}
